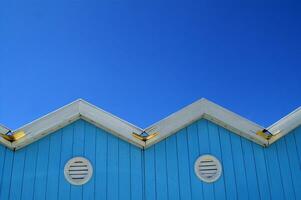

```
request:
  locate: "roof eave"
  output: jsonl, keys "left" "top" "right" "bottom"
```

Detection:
{"left": 2, "top": 98, "right": 300, "bottom": 150}
{"left": 267, "top": 106, "right": 301, "bottom": 145}
{"left": 12, "top": 99, "right": 145, "bottom": 150}
{"left": 13, "top": 99, "right": 82, "bottom": 150}
{"left": 144, "top": 98, "right": 267, "bottom": 148}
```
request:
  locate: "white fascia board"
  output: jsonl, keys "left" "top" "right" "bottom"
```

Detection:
{"left": 202, "top": 99, "right": 267, "bottom": 145}
{"left": 3, "top": 98, "right": 301, "bottom": 150}
{"left": 144, "top": 98, "right": 268, "bottom": 148}
{"left": 0, "top": 124, "right": 13, "bottom": 148}
{"left": 267, "top": 106, "right": 301, "bottom": 145}
{"left": 13, "top": 100, "right": 81, "bottom": 150}
{"left": 144, "top": 99, "right": 207, "bottom": 147}
{"left": 78, "top": 100, "right": 145, "bottom": 147}
{"left": 0, "top": 137, "right": 13, "bottom": 149}
{"left": 12, "top": 99, "right": 145, "bottom": 150}
{"left": 0, "top": 124, "right": 10, "bottom": 134}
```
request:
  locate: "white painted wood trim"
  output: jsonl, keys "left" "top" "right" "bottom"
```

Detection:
{"left": 267, "top": 106, "right": 301, "bottom": 145}
{"left": 13, "top": 99, "right": 81, "bottom": 149}
{"left": 1, "top": 98, "right": 300, "bottom": 150}
{"left": 144, "top": 98, "right": 267, "bottom": 147}
{"left": 78, "top": 100, "right": 145, "bottom": 147}
{"left": 0, "top": 124, "right": 13, "bottom": 149}
{"left": 0, "top": 124, "right": 10, "bottom": 135}
{"left": 12, "top": 99, "right": 144, "bottom": 150}
{"left": 0, "top": 137, "right": 13, "bottom": 149}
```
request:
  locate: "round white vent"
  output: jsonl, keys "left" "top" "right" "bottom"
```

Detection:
{"left": 194, "top": 155, "right": 222, "bottom": 183}
{"left": 64, "top": 157, "right": 93, "bottom": 185}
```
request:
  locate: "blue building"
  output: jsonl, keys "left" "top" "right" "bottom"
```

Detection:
{"left": 0, "top": 98, "right": 301, "bottom": 200}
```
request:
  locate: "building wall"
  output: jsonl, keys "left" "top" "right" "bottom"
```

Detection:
{"left": 0, "top": 120, "right": 144, "bottom": 200}
{"left": 0, "top": 119, "right": 301, "bottom": 200}
{"left": 145, "top": 119, "right": 301, "bottom": 200}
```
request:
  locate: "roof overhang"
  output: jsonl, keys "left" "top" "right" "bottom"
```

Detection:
{"left": 1, "top": 98, "right": 301, "bottom": 150}
{"left": 0, "top": 124, "right": 13, "bottom": 148}
{"left": 144, "top": 99, "right": 267, "bottom": 147}
{"left": 11, "top": 99, "right": 145, "bottom": 150}
{"left": 266, "top": 106, "right": 301, "bottom": 145}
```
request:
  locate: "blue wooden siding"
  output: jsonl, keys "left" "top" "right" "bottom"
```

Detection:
{"left": 0, "top": 119, "right": 143, "bottom": 200}
{"left": 145, "top": 119, "right": 301, "bottom": 200}
{"left": 1, "top": 118, "right": 301, "bottom": 200}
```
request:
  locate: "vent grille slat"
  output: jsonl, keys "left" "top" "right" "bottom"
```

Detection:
{"left": 68, "top": 166, "right": 89, "bottom": 170}
{"left": 70, "top": 174, "right": 87, "bottom": 178}
{"left": 69, "top": 171, "right": 89, "bottom": 175}
{"left": 70, "top": 164, "right": 87, "bottom": 167}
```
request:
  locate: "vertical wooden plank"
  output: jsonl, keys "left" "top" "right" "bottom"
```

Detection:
{"left": 285, "top": 133, "right": 301, "bottom": 199}
{"left": 219, "top": 128, "right": 237, "bottom": 200}
{"left": 83, "top": 123, "right": 96, "bottom": 200}
{"left": 197, "top": 120, "right": 213, "bottom": 199}
{"left": 207, "top": 122, "right": 226, "bottom": 200}
{"left": 58, "top": 124, "right": 74, "bottom": 200}
{"left": 292, "top": 126, "right": 301, "bottom": 198}
{"left": 131, "top": 145, "right": 143, "bottom": 200}
{"left": 107, "top": 134, "right": 119, "bottom": 200}
{"left": 33, "top": 137, "right": 50, "bottom": 200}
{"left": 9, "top": 148, "right": 26, "bottom": 200}
{"left": 252, "top": 143, "right": 271, "bottom": 200}
{"left": 197, "top": 120, "right": 210, "bottom": 152}
{"left": 293, "top": 126, "right": 301, "bottom": 166}
{"left": 0, "top": 145, "right": 6, "bottom": 185}
{"left": 276, "top": 137, "right": 296, "bottom": 200}
{"left": 45, "top": 130, "right": 63, "bottom": 200}
{"left": 118, "top": 139, "right": 131, "bottom": 200}
{"left": 144, "top": 146, "right": 156, "bottom": 200}
{"left": 265, "top": 143, "right": 285, "bottom": 200}
{"left": 165, "top": 136, "right": 180, "bottom": 200}
{"left": 70, "top": 120, "right": 85, "bottom": 200}
{"left": 1, "top": 149, "right": 12, "bottom": 199}
{"left": 241, "top": 138, "right": 260, "bottom": 200}
{"left": 95, "top": 128, "right": 107, "bottom": 200}
{"left": 154, "top": 141, "right": 168, "bottom": 200}
{"left": 186, "top": 123, "right": 203, "bottom": 200}
{"left": 230, "top": 134, "right": 249, "bottom": 200}
{"left": 21, "top": 142, "right": 39, "bottom": 200}
{"left": 0, "top": 149, "right": 14, "bottom": 200}
{"left": 176, "top": 128, "right": 192, "bottom": 200}
{"left": 0, "top": 145, "right": 6, "bottom": 197}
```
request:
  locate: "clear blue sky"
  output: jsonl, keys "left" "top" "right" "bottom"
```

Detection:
{"left": 1, "top": 0, "right": 301, "bottom": 129}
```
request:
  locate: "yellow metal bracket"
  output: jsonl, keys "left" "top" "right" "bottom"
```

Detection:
{"left": 256, "top": 129, "right": 273, "bottom": 140}
{"left": 132, "top": 131, "right": 159, "bottom": 142}
{"left": 0, "top": 131, "right": 26, "bottom": 142}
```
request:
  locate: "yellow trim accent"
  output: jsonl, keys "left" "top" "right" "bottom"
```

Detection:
{"left": 132, "top": 132, "right": 159, "bottom": 142}
{"left": 0, "top": 133, "right": 13, "bottom": 141}
{"left": 0, "top": 131, "right": 25, "bottom": 142}
{"left": 256, "top": 130, "right": 272, "bottom": 140}
{"left": 132, "top": 132, "right": 145, "bottom": 141}
{"left": 144, "top": 132, "right": 159, "bottom": 141}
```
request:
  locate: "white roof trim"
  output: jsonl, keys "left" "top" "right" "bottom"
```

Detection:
{"left": 1, "top": 98, "right": 301, "bottom": 150}
{"left": 267, "top": 106, "right": 301, "bottom": 145}
{"left": 0, "top": 124, "right": 10, "bottom": 135}
{"left": 12, "top": 99, "right": 145, "bottom": 150}
{"left": 144, "top": 99, "right": 267, "bottom": 147}
{"left": 0, "top": 124, "right": 13, "bottom": 148}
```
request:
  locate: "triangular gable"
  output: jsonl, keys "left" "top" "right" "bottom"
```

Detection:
{"left": 5, "top": 100, "right": 145, "bottom": 150}
{"left": 1, "top": 98, "right": 301, "bottom": 150}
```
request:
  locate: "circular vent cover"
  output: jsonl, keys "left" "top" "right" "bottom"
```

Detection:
{"left": 64, "top": 157, "right": 93, "bottom": 185}
{"left": 194, "top": 155, "right": 222, "bottom": 183}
